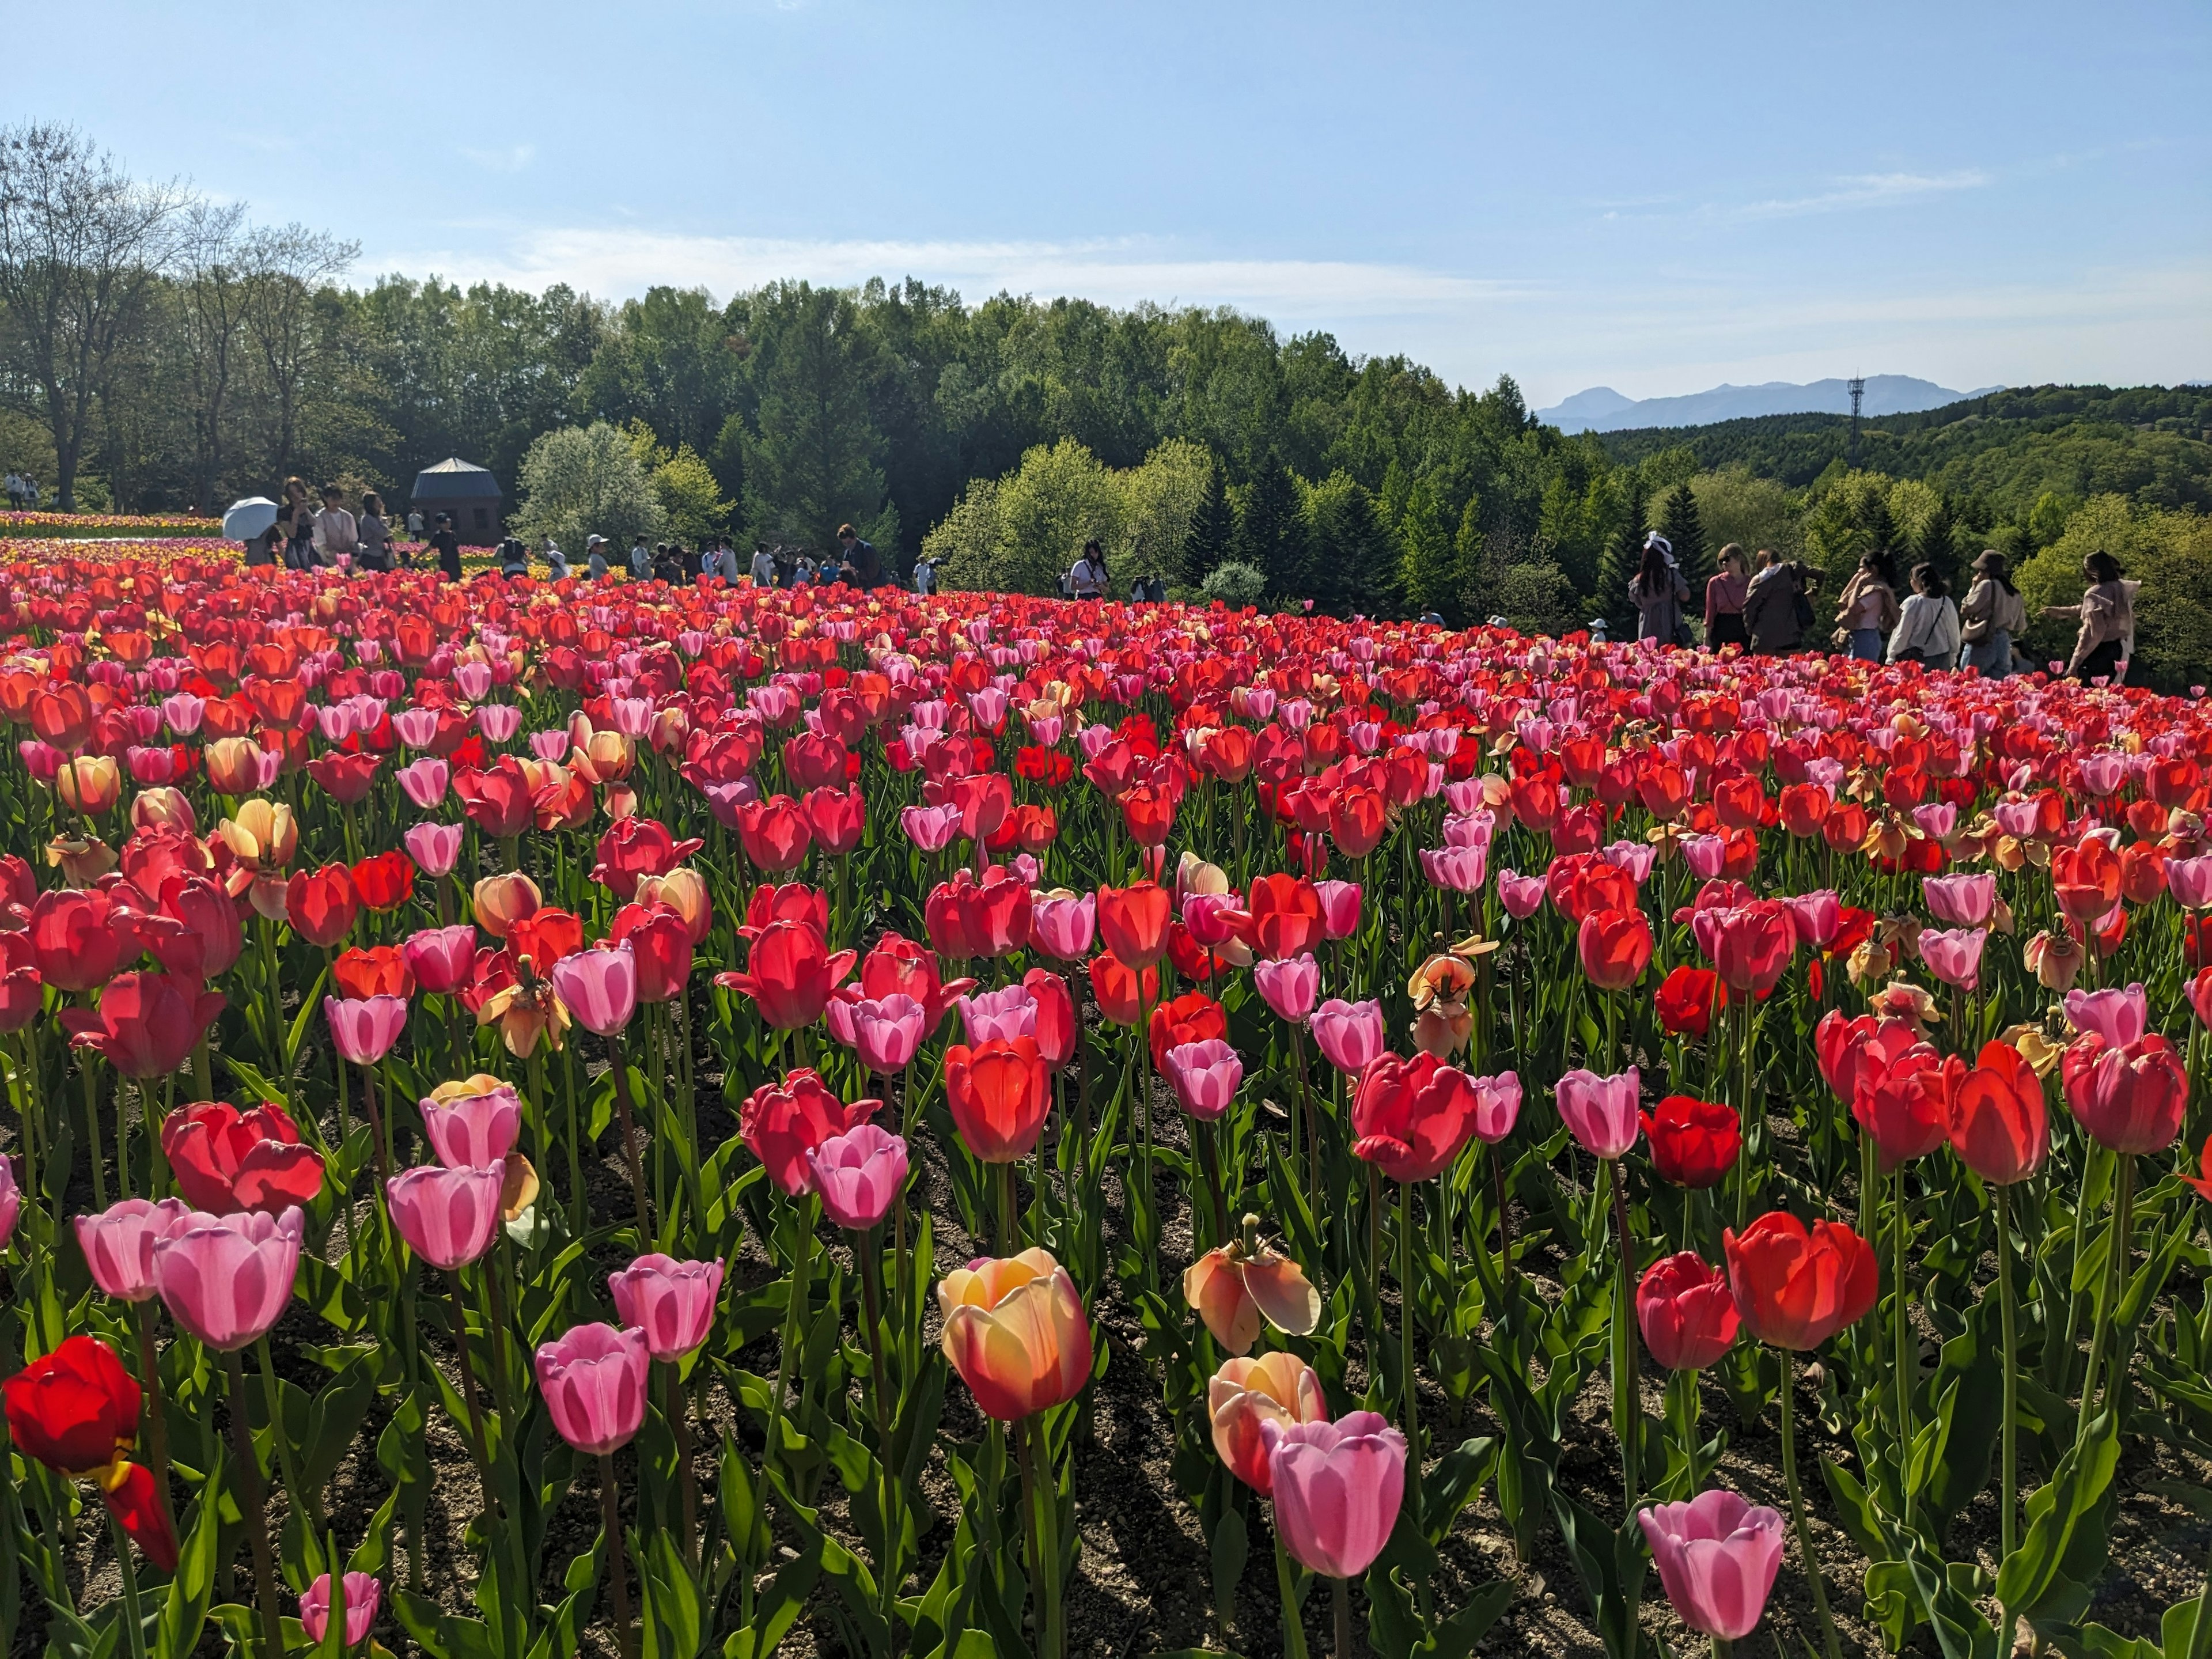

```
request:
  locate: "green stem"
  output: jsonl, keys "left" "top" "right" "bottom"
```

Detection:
{"left": 109, "top": 1513, "right": 147, "bottom": 1659}
{"left": 1613, "top": 1159, "right": 1638, "bottom": 1514}
{"left": 224, "top": 1349, "right": 287, "bottom": 1659}
{"left": 599, "top": 1452, "right": 636, "bottom": 1659}
{"left": 1399, "top": 1177, "right": 1421, "bottom": 1504}
{"left": 1022, "top": 1415, "right": 1064, "bottom": 1659}
{"left": 1778, "top": 1350, "right": 1842, "bottom": 1659}
{"left": 1893, "top": 1166, "right": 1913, "bottom": 1524}
{"left": 1332, "top": 1573, "right": 1353, "bottom": 1659}
{"left": 255, "top": 1335, "right": 315, "bottom": 1533}
{"left": 1997, "top": 1181, "right": 2018, "bottom": 1644}
{"left": 1272, "top": 1521, "right": 1311, "bottom": 1659}
{"left": 2075, "top": 1151, "right": 2136, "bottom": 1442}
{"left": 766, "top": 1196, "right": 815, "bottom": 1475}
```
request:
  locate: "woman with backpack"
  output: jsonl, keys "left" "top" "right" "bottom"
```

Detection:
{"left": 1956, "top": 550, "right": 2026, "bottom": 676}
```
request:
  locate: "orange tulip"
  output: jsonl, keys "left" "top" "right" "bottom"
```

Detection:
{"left": 1182, "top": 1225, "right": 1321, "bottom": 1355}
{"left": 944, "top": 1037, "right": 1051, "bottom": 1163}
{"left": 1096, "top": 881, "right": 1173, "bottom": 968}
{"left": 937, "top": 1248, "right": 1091, "bottom": 1421}
{"left": 1722, "top": 1211, "right": 1877, "bottom": 1351}
{"left": 1209, "top": 1350, "right": 1328, "bottom": 1494}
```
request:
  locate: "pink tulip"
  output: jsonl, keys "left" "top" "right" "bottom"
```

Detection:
{"left": 1638, "top": 1490, "right": 1786, "bottom": 1641}
{"left": 477, "top": 704, "right": 521, "bottom": 743}
{"left": 298, "top": 1573, "right": 381, "bottom": 1647}
{"left": 1440, "top": 812, "right": 1493, "bottom": 850}
{"left": 1556, "top": 1067, "right": 1641, "bottom": 1160}
{"left": 0, "top": 1157, "right": 17, "bottom": 1253}
{"left": 1470, "top": 1071, "right": 1522, "bottom": 1145}
{"left": 152, "top": 1207, "right": 304, "bottom": 1350}
{"left": 324, "top": 996, "right": 410, "bottom": 1066}
{"left": 1164, "top": 1039, "right": 1243, "bottom": 1122}
{"left": 395, "top": 757, "right": 450, "bottom": 809}
{"left": 1308, "top": 999, "right": 1386, "bottom": 1076}
{"left": 420, "top": 1084, "right": 522, "bottom": 1169}
{"left": 956, "top": 984, "right": 1039, "bottom": 1044}
{"left": 534, "top": 1323, "right": 650, "bottom": 1455}
{"left": 806, "top": 1124, "right": 909, "bottom": 1231}
{"left": 1498, "top": 869, "right": 1546, "bottom": 919}
{"left": 608, "top": 1254, "right": 725, "bottom": 1362}
{"left": 900, "top": 804, "right": 963, "bottom": 853}
{"left": 1911, "top": 802, "right": 1958, "bottom": 842}
{"left": 1028, "top": 892, "right": 1097, "bottom": 961}
{"left": 1923, "top": 873, "right": 1996, "bottom": 927}
{"left": 1263, "top": 1411, "right": 1408, "bottom": 1580}
{"left": 2065, "top": 983, "right": 2147, "bottom": 1048}
{"left": 403, "top": 821, "right": 464, "bottom": 878}
{"left": 1313, "top": 880, "right": 1362, "bottom": 940}
{"left": 1253, "top": 954, "right": 1320, "bottom": 1022}
{"left": 2169, "top": 854, "right": 2212, "bottom": 910}
{"left": 831, "top": 993, "right": 928, "bottom": 1074}
{"left": 403, "top": 925, "right": 480, "bottom": 995}
{"left": 2066, "top": 1035, "right": 2188, "bottom": 1153}
{"left": 1419, "top": 845, "right": 1487, "bottom": 893}
{"left": 1918, "top": 927, "right": 1987, "bottom": 991}
{"left": 1779, "top": 889, "right": 1841, "bottom": 948}
{"left": 1681, "top": 835, "right": 1728, "bottom": 880}
{"left": 74, "top": 1197, "right": 190, "bottom": 1302}
{"left": 550, "top": 945, "right": 637, "bottom": 1036}
{"left": 386, "top": 1164, "right": 503, "bottom": 1270}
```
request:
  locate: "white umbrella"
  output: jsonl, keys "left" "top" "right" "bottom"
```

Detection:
{"left": 221, "top": 497, "right": 279, "bottom": 543}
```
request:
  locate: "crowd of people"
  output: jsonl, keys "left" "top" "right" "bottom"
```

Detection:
{"left": 2, "top": 471, "right": 42, "bottom": 510}
{"left": 1627, "top": 531, "right": 2136, "bottom": 684}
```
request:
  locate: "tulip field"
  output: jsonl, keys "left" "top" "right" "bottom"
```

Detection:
{"left": 5, "top": 542, "right": 2212, "bottom": 1659}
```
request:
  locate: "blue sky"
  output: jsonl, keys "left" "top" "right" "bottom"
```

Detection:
{"left": 24, "top": 0, "right": 2210, "bottom": 404}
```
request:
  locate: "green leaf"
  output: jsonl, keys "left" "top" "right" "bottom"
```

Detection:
{"left": 1903, "top": 1536, "right": 1999, "bottom": 1659}
{"left": 153, "top": 1480, "right": 221, "bottom": 1659}
{"left": 1995, "top": 1410, "right": 2120, "bottom": 1617}
{"left": 1209, "top": 1508, "right": 1248, "bottom": 1641}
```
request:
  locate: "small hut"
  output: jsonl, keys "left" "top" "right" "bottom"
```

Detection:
{"left": 410, "top": 457, "right": 502, "bottom": 539}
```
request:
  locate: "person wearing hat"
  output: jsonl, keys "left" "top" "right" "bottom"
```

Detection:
{"left": 543, "top": 535, "right": 570, "bottom": 580}
{"left": 1956, "top": 549, "right": 2025, "bottom": 676}
{"left": 1629, "top": 529, "right": 1691, "bottom": 645}
{"left": 2044, "top": 549, "right": 2134, "bottom": 683}
{"left": 586, "top": 535, "right": 609, "bottom": 579}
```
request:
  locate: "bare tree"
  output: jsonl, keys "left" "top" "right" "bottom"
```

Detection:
{"left": 173, "top": 197, "right": 248, "bottom": 512}
{"left": 240, "top": 221, "right": 356, "bottom": 482}
{"left": 0, "top": 122, "right": 186, "bottom": 507}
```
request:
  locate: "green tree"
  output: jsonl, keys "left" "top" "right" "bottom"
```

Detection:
{"left": 512, "top": 421, "right": 665, "bottom": 554}
{"left": 1493, "top": 560, "right": 1582, "bottom": 638}
{"left": 1688, "top": 467, "right": 1801, "bottom": 565}
{"left": 627, "top": 422, "right": 733, "bottom": 546}
{"left": 2014, "top": 494, "right": 2212, "bottom": 690}
{"left": 925, "top": 437, "right": 1203, "bottom": 597}
{"left": 1180, "top": 447, "right": 1233, "bottom": 584}
{"left": 1914, "top": 493, "right": 1958, "bottom": 586}
{"left": 1232, "top": 453, "right": 1312, "bottom": 600}
{"left": 1593, "top": 528, "right": 1641, "bottom": 633}
{"left": 737, "top": 281, "right": 891, "bottom": 550}
{"left": 1398, "top": 479, "right": 1456, "bottom": 619}
{"left": 1302, "top": 470, "right": 1401, "bottom": 613}
{"left": 1650, "top": 482, "right": 1713, "bottom": 593}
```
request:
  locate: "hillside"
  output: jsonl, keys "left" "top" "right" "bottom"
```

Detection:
{"left": 1537, "top": 373, "right": 1976, "bottom": 433}
{"left": 1594, "top": 384, "right": 2212, "bottom": 520}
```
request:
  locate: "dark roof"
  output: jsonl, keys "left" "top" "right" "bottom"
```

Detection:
{"left": 411, "top": 457, "right": 502, "bottom": 499}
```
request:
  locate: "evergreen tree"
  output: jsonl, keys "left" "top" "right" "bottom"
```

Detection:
{"left": 1651, "top": 482, "right": 1714, "bottom": 594}
{"left": 1232, "top": 453, "right": 1312, "bottom": 600}
{"left": 1593, "top": 528, "right": 1641, "bottom": 635}
{"left": 1916, "top": 494, "right": 1959, "bottom": 587}
{"left": 1180, "top": 448, "right": 1233, "bottom": 585}
{"left": 1398, "top": 479, "right": 1455, "bottom": 619}
{"left": 1453, "top": 491, "right": 1500, "bottom": 620}
{"left": 1304, "top": 470, "right": 1400, "bottom": 614}
{"left": 1377, "top": 459, "right": 1411, "bottom": 531}
{"left": 1862, "top": 490, "right": 1899, "bottom": 565}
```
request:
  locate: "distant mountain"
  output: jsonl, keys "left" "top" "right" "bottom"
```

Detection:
{"left": 1537, "top": 375, "right": 1997, "bottom": 434}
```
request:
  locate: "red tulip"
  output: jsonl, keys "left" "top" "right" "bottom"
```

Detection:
{"left": 62, "top": 972, "right": 226, "bottom": 1078}
{"left": 1942, "top": 1041, "right": 2049, "bottom": 1185}
{"left": 453, "top": 757, "right": 536, "bottom": 840}
{"left": 945, "top": 1037, "right": 1052, "bottom": 1162}
{"left": 160, "top": 1099, "right": 325, "bottom": 1215}
{"left": 590, "top": 816, "right": 702, "bottom": 900}
{"left": 350, "top": 850, "right": 416, "bottom": 912}
{"left": 849, "top": 932, "right": 974, "bottom": 1033}
{"left": 1350, "top": 1051, "right": 1482, "bottom": 1182}
{"left": 2, "top": 1332, "right": 140, "bottom": 1475}
{"left": 1023, "top": 967, "right": 1078, "bottom": 1069}
{"left": 1641, "top": 1094, "right": 1740, "bottom": 1189}
{"left": 1851, "top": 1044, "right": 1946, "bottom": 1172}
{"left": 1097, "top": 881, "right": 1173, "bottom": 968}
{"left": 1813, "top": 1010, "right": 1923, "bottom": 1106}
{"left": 305, "top": 749, "right": 381, "bottom": 804}
{"left": 1706, "top": 899, "right": 1795, "bottom": 997}
{"left": 28, "top": 887, "right": 141, "bottom": 994}
{"left": 738, "top": 1069, "right": 878, "bottom": 1196}
{"left": 146, "top": 874, "right": 243, "bottom": 982}
{"left": 506, "top": 907, "right": 584, "bottom": 975}
{"left": 802, "top": 786, "right": 867, "bottom": 856}
{"left": 924, "top": 867, "right": 1032, "bottom": 960}
{"left": 2062, "top": 1032, "right": 2189, "bottom": 1154}
{"left": 1653, "top": 966, "right": 1722, "bottom": 1038}
{"left": 332, "top": 944, "right": 415, "bottom": 1001}
{"left": 284, "top": 863, "right": 359, "bottom": 949}
{"left": 1088, "top": 953, "right": 1158, "bottom": 1025}
{"left": 1245, "top": 873, "right": 1325, "bottom": 960}
{"left": 611, "top": 903, "right": 693, "bottom": 1003}
{"left": 2051, "top": 839, "right": 2122, "bottom": 923}
{"left": 1578, "top": 907, "right": 1653, "bottom": 991}
{"left": 1637, "top": 1251, "right": 1740, "bottom": 1370}
{"left": 736, "top": 795, "right": 814, "bottom": 872}
{"left": 1148, "top": 989, "right": 1226, "bottom": 1070}
{"left": 1724, "top": 1211, "right": 1878, "bottom": 1350}
{"left": 743, "top": 881, "right": 830, "bottom": 939}
{"left": 714, "top": 919, "right": 855, "bottom": 1030}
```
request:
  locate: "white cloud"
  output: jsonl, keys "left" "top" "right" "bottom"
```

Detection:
{"left": 1732, "top": 169, "right": 1990, "bottom": 219}
{"left": 460, "top": 145, "right": 535, "bottom": 174}
{"left": 365, "top": 227, "right": 1536, "bottom": 323}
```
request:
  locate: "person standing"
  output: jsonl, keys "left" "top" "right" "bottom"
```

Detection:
{"left": 1886, "top": 563, "right": 1961, "bottom": 667}
{"left": 405, "top": 506, "right": 425, "bottom": 541}
{"left": 1703, "top": 544, "right": 1751, "bottom": 649}
{"left": 312, "top": 486, "right": 359, "bottom": 569}
{"left": 629, "top": 534, "right": 651, "bottom": 579}
{"left": 586, "top": 535, "right": 610, "bottom": 579}
{"left": 430, "top": 512, "right": 463, "bottom": 582}
{"left": 836, "top": 523, "right": 884, "bottom": 588}
{"left": 1956, "top": 550, "right": 2025, "bottom": 676}
{"left": 1629, "top": 533, "right": 1691, "bottom": 643}
{"left": 912, "top": 553, "right": 936, "bottom": 595}
{"left": 544, "top": 536, "right": 570, "bottom": 580}
{"left": 3, "top": 472, "right": 21, "bottom": 510}
{"left": 498, "top": 533, "right": 529, "bottom": 577}
{"left": 749, "top": 541, "right": 776, "bottom": 587}
{"left": 1067, "top": 540, "right": 1108, "bottom": 599}
{"left": 1833, "top": 550, "right": 1901, "bottom": 661}
{"left": 356, "top": 492, "right": 393, "bottom": 571}
{"left": 2044, "top": 550, "right": 2135, "bottom": 683}
{"left": 1741, "top": 548, "right": 1808, "bottom": 654}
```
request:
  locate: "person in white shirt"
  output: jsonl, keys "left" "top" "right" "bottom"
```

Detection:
{"left": 1067, "top": 540, "right": 1108, "bottom": 599}
{"left": 749, "top": 542, "right": 776, "bottom": 586}
{"left": 3, "top": 474, "right": 21, "bottom": 510}
{"left": 311, "top": 486, "right": 359, "bottom": 567}
{"left": 1885, "top": 562, "right": 1961, "bottom": 668}
{"left": 912, "top": 555, "right": 936, "bottom": 595}
{"left": 406, "top": 508, "right": 425, "bottom": 539}
{"left": 629, "top": 536, "right": 651, "bottom": 578}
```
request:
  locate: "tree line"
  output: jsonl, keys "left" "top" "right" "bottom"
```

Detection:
{"left": 2, "top": 119, "right": 2206, "bottom": 669}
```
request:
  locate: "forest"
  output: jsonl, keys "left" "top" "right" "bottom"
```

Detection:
{"left": 3, "top": 123, "right": 2208, "bottom": 680}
